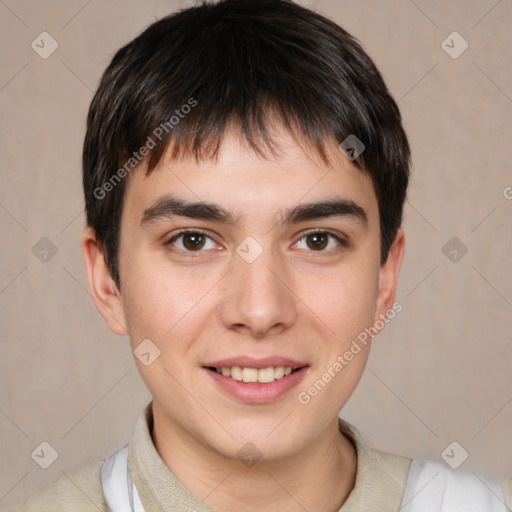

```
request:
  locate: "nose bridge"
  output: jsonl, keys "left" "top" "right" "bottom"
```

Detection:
{"left": 219, "top": 241, "right": 297, "bottom": 336}
{"left": 240, "top": 249, "right": 282, "bottom": 302}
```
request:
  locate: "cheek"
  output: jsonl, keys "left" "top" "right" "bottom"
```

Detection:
{"left": 300, "top": 261, "right": 380, "bottom": 342}
{"left": 120, "top": 273, "right": 199, "bottom": 393}
{"left": 120, "top": 260, "right": 216, "bottom": 355}
{"left": 118, "top": 247, "right": 172, "bottom": 340}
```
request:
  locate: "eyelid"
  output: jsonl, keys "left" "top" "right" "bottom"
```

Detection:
{"left": 167, "top": 228, "right": 215, "bottom": 239}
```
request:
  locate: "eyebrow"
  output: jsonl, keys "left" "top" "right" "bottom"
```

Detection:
{"left": 140, "top": 195, "right": 368, "bottom": 228}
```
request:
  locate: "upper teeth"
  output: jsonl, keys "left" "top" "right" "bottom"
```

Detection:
{"left": 215, "top": 366, "right": 293, "bottom": 383}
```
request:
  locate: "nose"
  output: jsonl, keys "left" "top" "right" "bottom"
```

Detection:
{"left": 218, "top": 246, "right": 298, "bottom": 338}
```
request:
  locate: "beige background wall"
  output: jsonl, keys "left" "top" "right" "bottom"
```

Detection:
{"left": 1, "top": 0, "right": 511, "bottom": 508}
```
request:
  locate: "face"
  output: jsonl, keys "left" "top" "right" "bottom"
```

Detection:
{"left": 84, "top": 127, "right": 403, "bottom": 463}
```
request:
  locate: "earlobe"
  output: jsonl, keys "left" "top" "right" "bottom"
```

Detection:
{"left": 81, "top": 227, "right": 128, "bottom": 335}
{"left": 375, "top": 228, "right": 405, "bottom": 324}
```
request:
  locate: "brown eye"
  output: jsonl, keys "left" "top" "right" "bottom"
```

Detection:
{"left": 182, "top": 233, "right": 206, "bottom": 251}
{"left": 306, "top": 233, "right": 329, "bottom": 250}
{"left": 167, "top": 230, "right": 217, "bottom": 253}
{"left": 295, "top": 231, "right": 345, "bottom": 252}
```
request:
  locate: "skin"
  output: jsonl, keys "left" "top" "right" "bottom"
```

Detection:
{"left": 82, "top": 126, "right": 405, "bottom": 512}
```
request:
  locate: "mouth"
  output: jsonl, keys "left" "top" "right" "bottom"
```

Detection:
{"left": 202, "top": 357, "right": 309, "bottom": 403}
{"left": 205, "top": 365, "right": 303, "bottom": 383}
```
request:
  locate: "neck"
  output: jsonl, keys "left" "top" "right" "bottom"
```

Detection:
{"left": 151, "top": 406, "right": 357, "bottom": 512}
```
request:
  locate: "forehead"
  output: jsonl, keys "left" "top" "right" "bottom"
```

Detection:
{"left": 122, "top": 127, "right": 378, "bottom": 225}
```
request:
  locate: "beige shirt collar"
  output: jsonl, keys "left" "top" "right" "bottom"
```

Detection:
{"left": 128, "top": 402, "right": 410, "bottom": 512}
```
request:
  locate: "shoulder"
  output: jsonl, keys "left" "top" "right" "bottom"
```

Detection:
{"left": 9, "top": 459, "right": 107, "bottom": 512}
{"left": 400, "top": 458, "right": 511, "bottom": 512}
{"left": 501, "top": 477, "right": 512, "bottom": 511}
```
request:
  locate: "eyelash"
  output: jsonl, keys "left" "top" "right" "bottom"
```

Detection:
{"left": 165, "top": 228, "right": 348, "bottom": 255}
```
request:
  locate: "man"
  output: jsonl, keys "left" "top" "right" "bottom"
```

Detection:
{"left": 13, "top": 0, "right": 512, "bottom": 510}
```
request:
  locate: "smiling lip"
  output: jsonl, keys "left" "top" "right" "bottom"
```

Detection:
{"left": 202, "top": 356, "right": 309, "bottom": 403}
{"left": 204, "top": 356, "right": 307, "bottom": 369}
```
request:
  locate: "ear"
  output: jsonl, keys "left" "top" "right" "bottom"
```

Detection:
{"left": 374, "top": 228, "right": 405, "bottom": 323}
{"left": 81, "top": 227, "right": 128, "bottom": 335}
